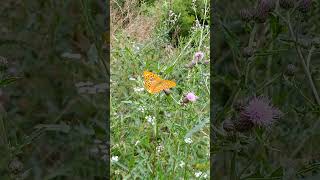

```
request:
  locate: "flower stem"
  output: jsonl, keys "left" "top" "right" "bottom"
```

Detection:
{"left": 286, "top": 12, "right": 320, "bottom": 105}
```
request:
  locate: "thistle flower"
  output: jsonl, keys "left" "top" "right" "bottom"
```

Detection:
{"left": 298, "top": 0, "right": 312, "bottom": 13}
{"left": 194, "top": 51, "right": 205, "bottom": 61}
{"left": 240, "top": 96, "right": 282, "bottom": 127}
{"left": 254, "top": 0, "right": 275, "bottom": 23}
{"left": 182, "top": 92, "right": 199, "bottom": 104}
{"left": 186, "top": 51, "right": 208, "bottom": 68}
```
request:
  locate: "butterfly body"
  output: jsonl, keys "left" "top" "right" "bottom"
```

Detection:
{"left": 143, "top": 71, "right": 176, "bottom": 94}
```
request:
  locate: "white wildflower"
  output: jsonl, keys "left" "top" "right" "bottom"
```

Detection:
{"left": 138, "top": 106, "right": 145, "bottom": 113}
{"left": 111, "top": 156, "right": 119, "bottom": 163}
{"left": 145, "top": 115, "right": 155, "bottom": 125}
{"left": 133, "top": 87, "right": 144, "bottom": 92}
{"left": 184, "top": 137, "right": 193, "bottom": 144}
{"left": 203, "top": 173, "right": 208, "bottom": 178}
{"left": 156, "top": 145, "right": 164, "bottom": 153}
{"left": 179, "top": 161, "right": 185, "bottom": 168}
{"left": 195, "top": 171, "right": 202, "bottom": 178}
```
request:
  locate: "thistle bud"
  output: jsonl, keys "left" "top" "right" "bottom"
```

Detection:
{"left": 223, "top": 119, "right": 235, "bottom": 132}
{"left": 242, "top": 47, "right": 254, "bottom": 58}
{"left": 234, "top": 115, "right": 254, "bottom": 132}
{"left": 253, "top": 9, "right": 268, "bottom": 23}
{"left": 239, "top": 9, "right": 253, "bottom": 22}
{"left": 233, "top": 99, "right": 245, "bottom": 112}
{"left": 285, "top": 64, "right": 296, "bottom": 76}
{"left": 163, "top": 89, "right": 171, "bottom": 95}
{"left": 279, "top": 0, "right": 294, "bottom": 9}
{"left": 8, "top": 157, "right": 24, "bottom": 174}
{"left": 298, "top": 0, "right": 312, "bottom": 13}
{"left": 311, "top": 37, "right": 320, "bottom": 48}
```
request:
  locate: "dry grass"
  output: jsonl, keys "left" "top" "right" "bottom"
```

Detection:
{"left": 111, "top": 0, "right": 162, "bottom": 44}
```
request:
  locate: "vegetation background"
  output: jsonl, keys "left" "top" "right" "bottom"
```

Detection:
{"left": 0, "top": 0, "right": 108, "bottom": 179}
{"left": 111, "top": 0, "right": 210, "bottom": 179}
{"left": 213, "top": 0, "right": 320, "bottom": 179}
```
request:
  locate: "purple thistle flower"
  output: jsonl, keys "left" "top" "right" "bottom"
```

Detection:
{"left": 298, "top": 0, "right": 312, "bottom": 13}
{"left": 186, "top": 92, "right": 198, "bottom": 102}
{"left": 241, "top": 96, "right": 282, "bottom": 127}
{"left": 194, "top": 51, "right": 205, "bottom": 62}
{"left": 182, "top": 92, "right": 199, "bottom": 104}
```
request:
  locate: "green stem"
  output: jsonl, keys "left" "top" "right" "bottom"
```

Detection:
{"left": 287, "top": 12, "right": 320, "bottom": 105}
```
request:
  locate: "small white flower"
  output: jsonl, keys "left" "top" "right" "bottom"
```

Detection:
{"left": 184, "top": 138, "right": 193, "bottom": 144}
{"left": 195, "top": 171, "right": 202, "bottom": 178}
{"left": 156, "top": 145, "right": 164, "bottom": 153}
{"left": 129, "top": 77, "right": 136, "bottom": 81}
{"left": 138, "top": 106, "right": 145, "bottom": 113}
{"left": 179, "top": 161, "right": 185, "bottom": 168}
{"left": 135, "top": 140, "right": 140, "bottom": 146}
{"left": 111, "top": 156, "right": 119, "bottom": 163}
{"left": 145, "top": 115, "right": 155, "bottom": 125}
{"left": 203, "top": 173, "right": 208, "bottom": 178}
{"left": 133, "top": 87, "right": 144, "bottom": 92}
{"left": 115, "top": 169, "right": 121, "bottom": 175}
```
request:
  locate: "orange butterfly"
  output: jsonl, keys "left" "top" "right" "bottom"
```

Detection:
{"left": 143, "top": 71, "right": 176, "bottom": 94}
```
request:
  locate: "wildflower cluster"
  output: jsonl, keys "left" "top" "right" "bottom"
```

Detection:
{"left": 167, "top": 10, "right": 179, "bottom": 25}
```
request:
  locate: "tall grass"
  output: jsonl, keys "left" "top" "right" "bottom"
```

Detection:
{"left": 111, "top": 0, "right": 210, "bottom": 178}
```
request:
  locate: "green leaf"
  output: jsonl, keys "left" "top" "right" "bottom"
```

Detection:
{"left": 184, "top": 118, "right": 209, "bottom": 138}
{"left": 0, "top": 77, "right": 20, "bottom": 87}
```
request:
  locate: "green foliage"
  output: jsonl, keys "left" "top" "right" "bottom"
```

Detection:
{"left": 170, "top": 0, "right": 208, "bottom": 41}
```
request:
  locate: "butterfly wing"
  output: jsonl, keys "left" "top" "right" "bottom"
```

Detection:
{"left": 144, "top": 71, "right": 161, "bottom": 93}
{"left": 151, "top": 79, "right": 176, "bottom": 94}
{"left": 144, "top": 71, "right": 176, "bottom": 94}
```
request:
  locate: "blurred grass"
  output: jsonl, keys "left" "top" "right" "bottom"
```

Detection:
{"left": 213, "top": 0, "right": 320, "bottom": 179}
{"left": 0, "top": 0, "right": 108, "bottom": 179}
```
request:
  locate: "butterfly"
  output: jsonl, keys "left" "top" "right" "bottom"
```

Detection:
{"left": 143, "top": 71, "right": 176, "bottom": 94}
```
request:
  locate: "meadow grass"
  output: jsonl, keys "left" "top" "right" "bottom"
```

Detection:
{"left": 0, "top": 1, "right": 108, "bottom": 179}
{"left": 111, "top": 0, "right": 210, "bottom": 178}
{"left": 213, "top": 0, "right": 320, "bottom": 179}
